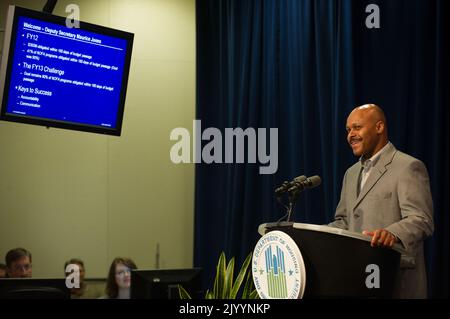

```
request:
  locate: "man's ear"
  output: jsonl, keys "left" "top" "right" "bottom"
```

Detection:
{"left": 376, "top": 121, "right": 384, "bottom": 134}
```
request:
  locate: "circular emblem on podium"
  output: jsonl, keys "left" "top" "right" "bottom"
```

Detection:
{"left": 252, "top": 230, "right": 306, "bottom": 299}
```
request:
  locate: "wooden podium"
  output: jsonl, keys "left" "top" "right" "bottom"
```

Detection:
{"left": 258, "top": 222, "right": 403, "bottom": 298}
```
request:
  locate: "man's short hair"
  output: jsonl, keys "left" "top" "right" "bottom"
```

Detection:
{"left": 5, "top": 248, "right": 32, "bottom": 267}
{"left": 64, "top": 258, "right": 84, "bottom": 271}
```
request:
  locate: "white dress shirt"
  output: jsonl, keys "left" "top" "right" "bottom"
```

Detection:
{"left": 359, "top": 142, "right": 391, "bottom": 193}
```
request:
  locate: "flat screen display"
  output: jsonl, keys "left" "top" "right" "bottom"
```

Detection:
{"left": 130, "top": 268, "right": 203, "bottom": 299}
{"left": 0, "top": 6, "right": 134, "bottom": 136}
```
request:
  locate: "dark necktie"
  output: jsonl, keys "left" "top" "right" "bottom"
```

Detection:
{"left": 357, "top": 166, "right": 364, "bottom": 197}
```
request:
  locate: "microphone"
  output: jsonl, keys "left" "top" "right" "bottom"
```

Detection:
{"left": 287, "top": 175, "right": 321, "bottom": 193}
{"left": 275, "top": 175, "right": 307, "bottom": 195}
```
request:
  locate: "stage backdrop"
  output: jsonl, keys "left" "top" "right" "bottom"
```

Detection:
{"left": 194, "top": 0, "right": 448, "bottom": 298}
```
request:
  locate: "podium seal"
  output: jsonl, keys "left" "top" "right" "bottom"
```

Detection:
{"left": 252, "top": 230, "right": 306, "bottom": 299}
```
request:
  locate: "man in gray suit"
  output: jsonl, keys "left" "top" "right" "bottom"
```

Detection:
{"left": 329, "top": 104, "right": 434, "bottom": 298}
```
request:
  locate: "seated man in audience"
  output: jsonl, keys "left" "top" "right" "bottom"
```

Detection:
{"left": 64, "top": 258, "right": 104, "bottom": 299}
{"left": 0, "top": 263, "right": 7, "bottom": 278}
{"left": 5, "top": 247, "right": 32, "bottom": 278}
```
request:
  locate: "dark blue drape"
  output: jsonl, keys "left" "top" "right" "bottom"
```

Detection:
{"left": 194, "top": 0, "right": 448, "bottom": 298}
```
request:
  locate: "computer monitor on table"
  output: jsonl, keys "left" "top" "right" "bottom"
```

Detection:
{"left": 130, "top": 268, "right": 203, "bottom": 299}
{"left": 0, "top": 278, "right": 70, "bottom": 299}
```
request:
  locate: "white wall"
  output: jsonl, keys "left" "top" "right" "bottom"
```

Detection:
{"left": 0, "top": 0, "right": 195, "bottom": 278}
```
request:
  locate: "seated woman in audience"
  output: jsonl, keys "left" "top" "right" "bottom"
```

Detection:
{"left": 102, "top": 257, "right": 137, "bottom": 299}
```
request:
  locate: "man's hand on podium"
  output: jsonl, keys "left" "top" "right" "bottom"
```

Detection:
{"left": 362, "top": 229, "right": 397, "bottom": 248}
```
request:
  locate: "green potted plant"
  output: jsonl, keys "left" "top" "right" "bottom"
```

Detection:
{"left": 179, "top": 251, "right": 259, "bottom": 299}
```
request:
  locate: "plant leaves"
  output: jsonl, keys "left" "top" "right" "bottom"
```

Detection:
{"left": 178, "top": 285, "right": 192, "bottom": 299}
{"left": 214, "top": 252, "right": 226, "bottom": 299}
{"left": 241, "top": 264, "right": 253, "bottom": 299}
{"left": 203, "top": 251, "right": 259, "bottom": 300}
{"left": 222, "top": 257, "right": 235, "bottom": 298}
{"left": 230, "top": 252, "right": 252, "bottom": 299}
{"left": 205, "top": 290, "right": 214, "bottom": 299}
{"left": 249, "top": 289, "right": 260, "bottom": 299}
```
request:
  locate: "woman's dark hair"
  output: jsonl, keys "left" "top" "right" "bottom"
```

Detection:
{"left": 105, "top": 257, "right": 137, "bottom": 298}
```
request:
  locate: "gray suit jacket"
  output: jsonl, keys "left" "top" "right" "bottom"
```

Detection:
{"left": 329, "top": 143, "right": 434, "bottom": 298}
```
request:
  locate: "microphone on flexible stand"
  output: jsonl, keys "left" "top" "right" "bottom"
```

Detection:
{"left": 274, "top": 174, "right": 322, "bottom": 223}
{"left": 287, "top": 175, "right": 322, "bottom": 194}
{"left": 275, "top": 175, "right": 307, "bottom": 196}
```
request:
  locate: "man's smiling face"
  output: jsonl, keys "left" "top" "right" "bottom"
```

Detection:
{"left": 346, "top": 106, "right": 385, "bottom": 160}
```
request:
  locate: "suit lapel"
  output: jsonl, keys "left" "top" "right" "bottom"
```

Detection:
{"left": 352, "top": 144, "right": 397, "bottom": 211}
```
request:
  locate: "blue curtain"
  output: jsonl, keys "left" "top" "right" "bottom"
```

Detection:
{"left": 194, "top": 0, "right": 448, "bottom": 298}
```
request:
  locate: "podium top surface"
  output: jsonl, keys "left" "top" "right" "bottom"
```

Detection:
{"left": 258, "top": 222, "right": 406, "bottom": 254}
